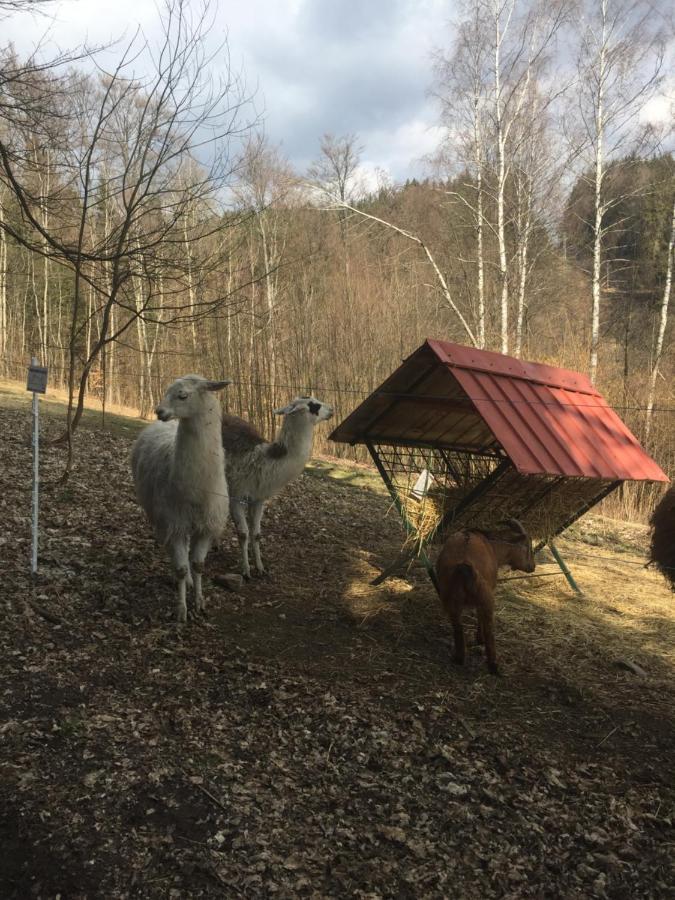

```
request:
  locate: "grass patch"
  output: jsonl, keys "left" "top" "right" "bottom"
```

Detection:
{"left": 0, "top": 382, "right": 145, "bottom": 440}
{"left": 305, "top": 456, "right": 386, "bottom": 493}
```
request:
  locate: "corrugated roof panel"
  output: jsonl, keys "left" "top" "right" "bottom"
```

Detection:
{"left": 554, "top": 387, "right": 666, "bottom": 481}
{"left": 329, "top": 339, "right": 669, "bottom": 483}
{"left": 501, "top": 379, "right": 597, "bottom": 477}
{"left": 545, "top": 386, "right": 626, "bottom": 479}
{"left": 428, "top": 338, "right": 597, "bottom": 393}
{"left": 507, "top": 379, "right": 608, "bottom": 478}
{"left": 456, "top": 370, "right": 567, "bottom": 475}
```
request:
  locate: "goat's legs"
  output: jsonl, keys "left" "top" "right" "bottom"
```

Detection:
{"left": 190, "top": 533, "right": 212, "bottom": 615}
{"left": 477, "top": 607, "right": 499, "bottom": 675}
{"left": 230, "top": 498, "right": 251, "bottom": 579}
{"left": 449, "top": 609, "right": 466, "bottom": 665}
{"left": 248, "top": 499, "right": 266, "bottom": 575}
{"left": 170, "top": 538, "right": 191, "bottom": 624}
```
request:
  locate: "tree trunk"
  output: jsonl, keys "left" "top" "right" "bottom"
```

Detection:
{"left": 38, "top": 149, "right": 50, "bottom": 364}
{"left": 183, "top": 209, "right": 198, "bottom": 353}
{"left": 133, "top": 268, "right": 149, "bottom": 415}
{"left": 30, "top": 254, "right": 43, "bottom": 361}
{"left": 474, "top": 94, "right": 486, "bottom": 349}
{"left": 590, "top": 0, "right": 607, "bottom": 384}
{"left": 645, "top": 194, "right": 674, "bottom": 443}
{"left": 494, "top": 3, "right": 509, "bottom": 354}
{"left": 258, "top": 212, "right": 278, "bottom": 408}
{"left": 0, "top": 193, "right": 7, "bottom": 370}
{"left": 515, "top": 173, "right": 532, "bottom": 358}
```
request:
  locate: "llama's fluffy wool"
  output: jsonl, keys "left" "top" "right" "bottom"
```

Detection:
{"left": 133, "top": 419, "right": 228, "bottom": 545}
{"left": 224, "top": 416, "right": 315, "bottom": 501}
{"left": 222, "top": 397, "right": 332, "bottom": 578}
{"left": 131, "top": 375, "right": 230, "bottom": 621}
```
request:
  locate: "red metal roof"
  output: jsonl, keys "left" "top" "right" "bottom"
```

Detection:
{"left": 330, "top": 339, "right": 669, "bottom": 483}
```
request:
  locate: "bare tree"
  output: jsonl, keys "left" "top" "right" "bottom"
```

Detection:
{"left": 491, "top": 0, "right": 515, "bottom": 353}
{"left": 572, "top": 0, "right": 664, "bottom": 383}
{"left": 308, "top": 131, "right": 364, "bottom": 298}
{"left": 0, "top": 0, "right": 258, "bottom": 471}
{"left": 510, "top": 70, "right": 573, "bottom": 356}
{"left": 0, "top": 0, "right": 55, "bottom": 11}
{"left": 322, "top": 194, "right": 479, "bottom": 347}
{"left": 434, "top": 0, "right": 568, "bottom": 354}
{"left": 645, "top": 192, "right": 674, "bottom": 442}
{"left": 308, "top": 133, "right": 363, "bottom": 204}
{"left": 234, "top": 133, "right": 297, "bottom": 410}
{"left": 433, "top": 1, "right": 491, "bottom": 347}
{"left": 0, "top": 185, "right": 7, "bottom": 368}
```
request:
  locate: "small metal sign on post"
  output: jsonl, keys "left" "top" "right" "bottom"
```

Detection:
{"left": 27, "top": 357, "right": 48, "bottom": 576}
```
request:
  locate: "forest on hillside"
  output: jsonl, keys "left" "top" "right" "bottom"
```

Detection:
{"left": 0, "top": 0, "right": 673, "bottom": 503}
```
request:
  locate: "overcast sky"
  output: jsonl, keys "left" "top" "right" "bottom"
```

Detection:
{"left": 4, "top": 0, "right": 452, "bottom": 186}
{"left": 3, "top": 0, "right": 672, "bottom": 187}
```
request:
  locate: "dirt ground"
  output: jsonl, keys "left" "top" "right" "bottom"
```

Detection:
{"left": 1, "top": 395, "right": 674, "bottom": 899}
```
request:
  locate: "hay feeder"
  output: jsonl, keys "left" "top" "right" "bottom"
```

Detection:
{"left": 329, "top": 339, "right": 669, "bottom": 593}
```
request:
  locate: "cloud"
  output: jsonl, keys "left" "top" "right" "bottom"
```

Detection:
{"left": 225, "top": 0, "right": 453, "bottom": 180}
{"left": 1, "top": 0, "right": 454, "bottom": 182}
{"left": 640, "top": 86, "right": 674, "bottom": 126}
{"left": 355, "top": 118, "right": 448, "bottom": 189}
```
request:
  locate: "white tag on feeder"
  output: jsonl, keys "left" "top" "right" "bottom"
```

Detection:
{"left": 411, "top": 468, "right": 435, "bottom": 500}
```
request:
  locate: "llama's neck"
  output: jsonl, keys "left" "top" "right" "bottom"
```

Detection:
{"left": 276, "top": 415, "right": 315, "bottom": 464}
{"left": 173, "top": 396, "right": 225, "bottom": 491}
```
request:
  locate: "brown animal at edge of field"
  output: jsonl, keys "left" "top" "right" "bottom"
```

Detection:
{"left": 649, "top": 486, "right": 675, "bottom": 592}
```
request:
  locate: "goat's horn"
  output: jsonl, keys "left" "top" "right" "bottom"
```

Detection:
{"left": 504, "top": 518, "right": 528, "bottom": 538}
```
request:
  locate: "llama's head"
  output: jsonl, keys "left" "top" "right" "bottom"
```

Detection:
{"left": 273, "top": 396, "right": 333, "bottom": 425}
{"left": 156, "top": 374, "right": 231, "bottom": 421}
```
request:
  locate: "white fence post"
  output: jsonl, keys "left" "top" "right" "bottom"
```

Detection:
{"left": 27, "top": 357, "right": 48, "bottom": 576}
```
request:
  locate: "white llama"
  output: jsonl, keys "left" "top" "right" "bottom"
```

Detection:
{"left": 131, "top": 374, "right": 231, "bottom": 622}
{"left": 222, "top": 397, "right": 333, "bottom": 578}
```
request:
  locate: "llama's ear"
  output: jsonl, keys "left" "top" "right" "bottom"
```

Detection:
{"left": 274, "top": 403, "right": 295, "bottom": 415}
{"left": 203, "top": 379, "right": 231, "bottom": 392}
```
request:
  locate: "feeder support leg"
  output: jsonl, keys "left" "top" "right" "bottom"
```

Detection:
{"left": 548, "top": 542, "right": 581, "bottom": 595}
{"left": 365, "top": 441, "right": 439, "bottom": 593}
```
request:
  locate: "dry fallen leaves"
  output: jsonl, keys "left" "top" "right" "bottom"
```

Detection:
{"left": 0, "top": 406, "right": 673, "bottom": 898}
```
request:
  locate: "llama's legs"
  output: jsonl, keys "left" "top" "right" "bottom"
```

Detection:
{"left": 230, "top": 498, "right": 251, "bottom": 579}
{"left": 171, "top": 538, "right": 190, "bottom": 623}
{"left": 190, "top": 533, "right": 212, "bottom": 615}
{"left": 248, "top": 500, "right": 266, "bottom": 575}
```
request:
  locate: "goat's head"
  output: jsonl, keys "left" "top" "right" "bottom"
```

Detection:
{"left": 273, "top": 396, "right": 333, "bottom": 424}
{"left": 155, "top": 374, "right": 231, "bottom": 421}
{"left": 499, "top": 518, "right": 536, "bottom": 573}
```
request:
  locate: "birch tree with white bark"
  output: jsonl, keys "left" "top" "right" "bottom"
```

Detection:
{"left": 433, "top": 2, "right": 491, "bottom": 348}
{"left": 645, "top": 193, "right": 674, "bottom": 443}
{"left": 572, "top": 0, "right": 664, "bottom": 383}
{"left": 434, "top": 0, "right": 568, "bottom": 354}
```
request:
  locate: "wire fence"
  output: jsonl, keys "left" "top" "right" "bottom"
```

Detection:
{"left": 4, "top": 394, "right": 673, "bottom": 583}
{"left": 4, "top": 352, "right": 675, "bottom": 415}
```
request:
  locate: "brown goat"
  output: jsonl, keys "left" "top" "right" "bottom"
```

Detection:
{"left": 649, "top": 486, "right": 675, "bottom": 592}
{"left": 435, "top": 520, "right": 535, "bottom": 675}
